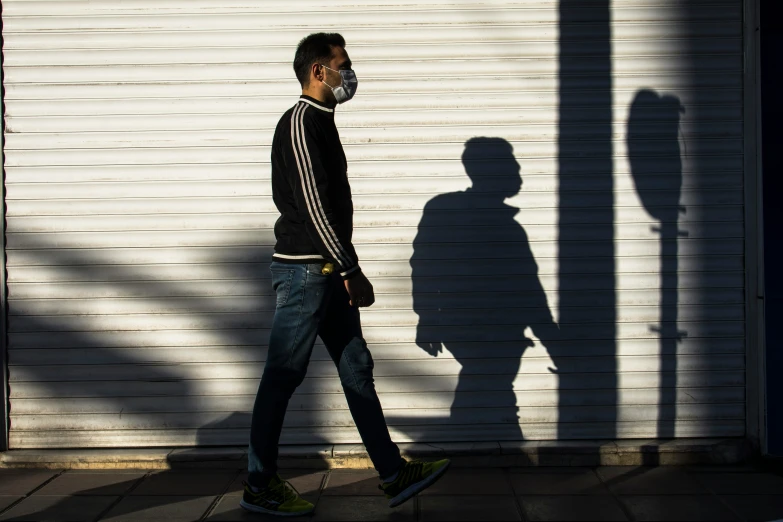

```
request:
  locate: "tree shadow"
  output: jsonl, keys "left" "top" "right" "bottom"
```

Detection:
{"left": 628, "top": 89, "right": 687, "bottom": 439}
{"left": 409, "top": 137, "right": 559, "bottom": 441}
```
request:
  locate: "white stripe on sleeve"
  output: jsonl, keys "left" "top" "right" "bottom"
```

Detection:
{"left": 290, "top": 103, "right": 354, "bottom": 269}
{"left": 295, "top": 106, "right": 354, "bottom": 266}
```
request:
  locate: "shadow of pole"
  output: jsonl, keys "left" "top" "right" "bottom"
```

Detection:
{"left": 628, "top": 89, "right": 686, "bottom": 439}
{"left": 557, "top": 1, "right": 617, "bottom": 440}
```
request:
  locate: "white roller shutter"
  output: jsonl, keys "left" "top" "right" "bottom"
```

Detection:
{"left": 2, "top": 0, "right": 745, "bottom": 448}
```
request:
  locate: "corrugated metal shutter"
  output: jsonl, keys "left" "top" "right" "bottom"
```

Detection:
{"left": 2, "top": 0, "right": 745, "bottom": 448}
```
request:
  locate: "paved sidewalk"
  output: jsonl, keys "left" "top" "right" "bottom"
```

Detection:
{"left": 1, "top": 465, "right": 782, "bottom": 521}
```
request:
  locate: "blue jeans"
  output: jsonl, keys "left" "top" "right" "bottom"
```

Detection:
{"left": 248, "top": 262, "right": 403, "bottom": 485}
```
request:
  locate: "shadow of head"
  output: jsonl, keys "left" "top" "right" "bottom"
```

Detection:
{"left": 627, "top": 89, "right": 685, "bottom": 223}
{"left": 462, "top": 137, "right": 521, "bottom": 197}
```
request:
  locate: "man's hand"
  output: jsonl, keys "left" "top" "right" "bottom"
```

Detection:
{"left": 417, "top": 340, "right": 443, "bottom": 357}
{"left": 344, "top": 271, "right": 375, "bottom": 307}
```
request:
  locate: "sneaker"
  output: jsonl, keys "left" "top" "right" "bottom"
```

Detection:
{"left": 378, "top": 459, "right": 451, "bottom": 508}
{"left": 239, "top": 476, "right": 315, "bottom": 517}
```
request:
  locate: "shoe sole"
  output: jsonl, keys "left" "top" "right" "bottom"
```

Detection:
{"left": 239, "top": 499, "right": 314, "bottom": 517}
{"left": 387, "top": 460, "right": 452, "bottom": 508}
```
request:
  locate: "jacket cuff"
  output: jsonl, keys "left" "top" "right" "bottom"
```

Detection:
{"left": 340, "top": 265, "right": 362, "bottom": 280}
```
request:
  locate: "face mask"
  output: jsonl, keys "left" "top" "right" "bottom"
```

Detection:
{"left": 320, "top": 65, "right": 358, "bottom": 104}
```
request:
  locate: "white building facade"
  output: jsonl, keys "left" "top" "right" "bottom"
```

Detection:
{"left": 0, "top": 0, "right": 763, "bottom": 449}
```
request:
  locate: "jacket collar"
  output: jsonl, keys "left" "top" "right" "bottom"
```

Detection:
{"left": 299, "top": 95, "right": 334, "bottom": 113}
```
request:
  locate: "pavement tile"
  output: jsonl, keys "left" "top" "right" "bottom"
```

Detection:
{"left": 323, "top": 470, "right": 380, "bottom": 496}
{"left": 0, "top": 470, "right": 60, "bottom": 496}
{"left": 420, "top": 495, "right": 521, "bottom": 522}
{"left": 100, "top": 495, "right": 216, "bottom": 521}
{"left": 421, "top": 469, "right": 512, "bottom": 495}
{"left": 685, "top": 465, "right": 760, "bottom": 474}
{"left": 519, "top": 495, "right": 628, "bottom": 521}
{"left": 36, "top": 471, "right": 145, "bottom": 496}
{"left": 449, "top": 456, "right": 525, "bottom": 468}
{"left": 720, "top": 494, "right": 783, "bottom": 522}
{"left": 0, "top": 495, "right": 117, "bottom": 522}
{"left": 224, "top": 473, "right": 251, "bottom": 494}
{"left": 0, "top": 497, "right": 23, "bottom": 511}
{"left": 281, "top": 471, "right": 326, "bottom": 495}
{"left": 510, "top": 470, "right": 608, "bottom": 495}
{"left": 618, "top": 495, "right": 737, "bottom": 521}
{"left": 596, "top": 466, "right": 709, "bottom": 495}
{"left": 131, "top": 470, "right": 236, "bottom": 496}
{"left": 312, "top": 496, "right": 414, "bottom": 521}
{"left": 206, "top": 494, "right": 286, "bottom": 521}
{"left": 693, "top": 472, "right": 783, "bottom": 495}
{"left": 508, "top": 467, "right": 595, "bottom": 474}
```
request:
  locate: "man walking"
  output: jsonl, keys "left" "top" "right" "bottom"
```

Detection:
{"left": 241, "top": 33, "right": 450, "bottom": 516}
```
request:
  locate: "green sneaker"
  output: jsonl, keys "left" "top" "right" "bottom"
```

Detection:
{"left": 379, "top": 459, "right": 451, "bottom": 508}
{"left": 239, "top": 476, "right": 314, "bottom": 517}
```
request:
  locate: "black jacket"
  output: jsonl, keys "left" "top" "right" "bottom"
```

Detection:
{"left": 270, "top": 96, "right": 360, "bottom": 279}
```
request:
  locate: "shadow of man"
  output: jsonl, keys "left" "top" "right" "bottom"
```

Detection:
{"left": 410, "top": 137, "right": 559, "bottom": 440}
{"left": 628, "top": 89, "right": 686, "bottom": 439}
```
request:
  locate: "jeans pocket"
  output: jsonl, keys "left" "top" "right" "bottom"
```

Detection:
{"left": 306, "top": 263, "right": 330, "bottom": 277}
{"left": 271, "top": 268, "right": 295, "bottom": 306}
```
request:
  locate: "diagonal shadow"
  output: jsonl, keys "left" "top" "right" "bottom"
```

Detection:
{"left": 3, "top": 236, "right": 329, "bottom": 517}
{"left": 5, "top": 237, "right": 276, "bottom": 431}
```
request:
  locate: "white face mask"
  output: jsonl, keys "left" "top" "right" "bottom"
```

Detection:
{"left": 320, "top": 65, "right": 358, "bottom": 104}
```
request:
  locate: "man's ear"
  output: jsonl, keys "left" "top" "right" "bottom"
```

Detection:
{"left": 311, "top": 63, "right": 323, "bottom": 83}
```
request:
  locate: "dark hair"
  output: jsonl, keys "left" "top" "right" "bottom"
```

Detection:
{"left": 293, "top": 33, "right": 346, "bottom": 87}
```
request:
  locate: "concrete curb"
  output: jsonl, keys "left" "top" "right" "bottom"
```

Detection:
{"left": 0, "top": 438, "right": 754, "bottom": 470}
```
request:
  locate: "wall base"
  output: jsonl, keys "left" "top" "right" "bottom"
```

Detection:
{"left": 0, "top": 438, "right": 755, "bottom": 470}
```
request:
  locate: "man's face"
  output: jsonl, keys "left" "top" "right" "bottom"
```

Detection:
{"left": 319, "top": 46, "right": 352, "bottom": 101}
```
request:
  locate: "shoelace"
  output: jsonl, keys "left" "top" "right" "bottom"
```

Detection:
{"left": 271, "top": 479, "right": 301, "bottom": 503}
{"left": 403, "top": 461, "right": 425, "bottom": 484}
{"left": 247, "top": 478, "right": 301, "bottom": 504}
{"left": 379, "top": 461, "right": 425, "bottom": 492}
